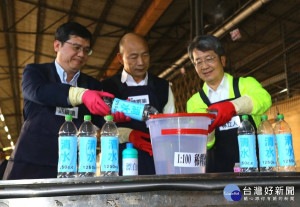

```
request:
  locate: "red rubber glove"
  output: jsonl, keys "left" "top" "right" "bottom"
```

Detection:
{"left": 112, "top": 111, "right": 131, "bottom": 122}
{"left": 129, "top": 130, "right": 153, "bottom": 156}
{"left": 82, "top": 90, "right": 114, "bottom": 116}
{"left": 207, "top": 101, "right": 236, "bottom": 133}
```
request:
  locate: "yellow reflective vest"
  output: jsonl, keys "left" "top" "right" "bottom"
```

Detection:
{"left": 187, "top": 73, "right": 272, "bottom": 148}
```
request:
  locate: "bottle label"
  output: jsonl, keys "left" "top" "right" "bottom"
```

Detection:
{"left": 174, "top": 152, "right": 206, "bottom": 167}
{"left": 101, "top": 136, "right": 119, "bottom": 172}
{"left": 276, "top": 133, "right": 295, "bottom": 166}
{"left": 78, "top": 137, "right": 97, "bottom": 173}
{"left": 58, "top": 136, "right": 77, "bottom": 173}
{"left": 258, "top": 134, "right": 277, "bottom": 167}
{"left": 111, "top": 98, "right": 144, "bottom": 121}
{"left": 238, "top": 135, "right": 258, "bottom": 168}
{"left": 122, "top": 158, "right": 138, "bottom": 175}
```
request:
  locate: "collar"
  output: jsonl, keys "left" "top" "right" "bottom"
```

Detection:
{"left": 121, "top": 69, "right": 148, "bottom": 86}
{"left": 206, "top": 74, "right": 228, "bottom": 96}
{"left": 55, "top": 59, "right": 80, "bottom": 86}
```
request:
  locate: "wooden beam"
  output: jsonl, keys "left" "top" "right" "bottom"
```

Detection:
{"left": 103, "top": 0, "right": 173, "bottom": 78}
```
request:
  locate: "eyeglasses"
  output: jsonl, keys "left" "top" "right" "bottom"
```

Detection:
{"left": 64, "top": 41, "right": 93, "bottom": 56}
{"left": 194, "top": 56, "right": 217, "bottom": 68}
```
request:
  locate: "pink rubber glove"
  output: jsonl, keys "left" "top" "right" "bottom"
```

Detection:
{"left": 112, "top": 111, "right": 131, "bottom": 122}
{"left": 207, "top": 101, "right": 236, "bottom": 133}
{"left": 129, "top": 130, "right": 153, "bottom": 156}
{"left": 82, "top": 90, "right": 114, "bottom": 116}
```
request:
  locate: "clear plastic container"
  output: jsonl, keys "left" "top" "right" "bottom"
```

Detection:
{"left": 237, "top": 115, "right": 258, "bottom": 172}
{"left": 257, "top": 114, "right": 278, "bottom": 172}
{"left": 100, "top": 115, "right": 119, "bottom": 176}
{"left": 57, "top": 115, "right": 78, "bottom": 178}
{"left": 274, "top": 114, "right": 296, "bottom": 172}
{"left": 103, "top": 97, "right": 158, "bottom": 121}
{"left": 78, "top": 115, "right": 97, "bottom": 177}
{"left": 146, "top": 113, "right": 214, "bottom": 175}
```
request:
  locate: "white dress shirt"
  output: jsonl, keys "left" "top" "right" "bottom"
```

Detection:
{"left": 55, "top": 59, "right": 80, "bottom": 86}
{"left": 121, "top": 69, "right": 176, "bottom": 113}
{"left": 206, "top": 74, "right": 229, "bottom": 104}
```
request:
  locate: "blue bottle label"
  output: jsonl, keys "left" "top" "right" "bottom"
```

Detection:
{"left": 101, "top": 136, "right": 119, "bottom": 172}
{"left": 58, "top": 136, "right": 77, "bottom": 173}
{"left": 111, "top": 98, "right": 144, "bottom": 121}
{"left": 238, "top": 135, "right": 258, "bottom": 168}
{"left": 79, "top": 137, "right": 97, "bottom": 173}
{"left": 276, "top": 133, "right": 295, "bottom": 166}
{"left": 258, "top": 134, "right": 277, "bottom": 167}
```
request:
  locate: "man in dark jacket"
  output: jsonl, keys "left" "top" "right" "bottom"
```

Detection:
{"left": 3, "top": 22, "right": 114, "bottom": 180}
{"left": 102, "top": 33, "right": 176, "bottom": 175}
{"left": 0, "top": 149, "right": 7, "bottom": 179}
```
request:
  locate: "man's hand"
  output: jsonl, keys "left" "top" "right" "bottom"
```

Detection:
{"left": 207, "top": 101, "right": 236, "bottom": 132}
{"left": 112, "top": 111, "right": 131, "bottom": 122}
{"left": 82, "top": 90, "right": 114, "bottom": 116}
{"left": 129, "top": 130, "right": 153, "bottom": 156}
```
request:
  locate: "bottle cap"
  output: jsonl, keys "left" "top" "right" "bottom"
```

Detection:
{"left": 122, "top": 142, "right": 138, "bottom": 158}
{"left": 233, "top": 163, "right": 241, "bottom": 172}
{"left": 277, "top": 114, "right": 284, "bottom": 120}
{"left": 84, "top": 115, "right": 91, "bottom": 121}
{"left": 126, "top": 143, "right": 133, "bottom": 148}
{"left": 261, "top": 114, "right": 268, "bottom": 121}
{"left": 65, "top": 115, "right": 72, "bottom": 121}
{"left": 242, "top": 115, "right": 248, "bottom": 120}
{"left": 105, "top": 115, "right": 113, "bottom": 121}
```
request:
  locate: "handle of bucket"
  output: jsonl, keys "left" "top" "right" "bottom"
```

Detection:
{"left": 161, "top": 128, "right": 208, "bottom": 135}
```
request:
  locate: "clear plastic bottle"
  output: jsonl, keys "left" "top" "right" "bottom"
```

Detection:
{"left": 100, "top": 115, "right": 119, "bottom": 176}
{"left": 233, "top": 163, "right": 241, "bottom": 172}
{"left": 103, "top": 97, "right": 158, "bottom": 121}
{"left": 274, "top": 114, "right": 296, "bottom": 172}
{"left": 122, "top": 143, "right": 138, "bottom": 176}
{"left": 57, "top": 115, "right": 78, "bottom": 178}
{"left": 78, "top": 115, "right": 97, "bottom": 177}
{"left": 237, "top": 115, "right": 258, "bottom": 172}
{"left": 257, "top": 115, "right": 278, "bottom": 172}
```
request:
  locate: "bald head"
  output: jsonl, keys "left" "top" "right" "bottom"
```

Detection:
{"left": 117, "top": 33, "right": 150, "bottom": 83}
{"left": 119, "top": 33, "right": 148, "bottom": 54}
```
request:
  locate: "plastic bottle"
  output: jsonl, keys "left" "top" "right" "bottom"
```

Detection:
{"left": 122, "top": 143, "right": 138, "bottom": 176}
{"left": 100, "top": 115, "right": 119, "bottom": 176}
{"left": 78, "top": 115, "right": 97, "bottom": 177}
{"left": 57, "top": 115, "right": 78, "bottom": 178}
{"left": 103, "top": 97, "right": 158, "bottom": 121}
{"left": 274, "top": 114, "right": 296, "bottom": 172}
{"left": 257, "top": 115, "right": 278, "bottom": 172}
{"left": 233, "top": 163, "right": 241, "bottom": 172}
{"left": 237, "top": 115, "right": 258, "bottom": 172}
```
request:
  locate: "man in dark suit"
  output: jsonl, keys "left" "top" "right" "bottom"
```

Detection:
{"left": 0, "top": 149, "right": 7, "bottom": 179}
{"left": 3, "top": 22, "right": 114, "bottom": 180}
{"left": 102, "top": 33, "right": 176, "bottom": 175}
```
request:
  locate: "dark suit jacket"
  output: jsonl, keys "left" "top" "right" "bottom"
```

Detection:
{"left": 0, "top": 159, "right": 7, "bottom": 179}
{"left": 10, "top": 62, "right": 105, "bottom": 168}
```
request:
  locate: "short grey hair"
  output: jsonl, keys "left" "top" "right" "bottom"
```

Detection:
{"left": 187, "top": 35, "right": 225, "bottom": 63}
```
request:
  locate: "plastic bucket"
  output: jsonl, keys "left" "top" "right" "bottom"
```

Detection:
{"left": 146, "top": 113, "right": 215, "bottom": 175}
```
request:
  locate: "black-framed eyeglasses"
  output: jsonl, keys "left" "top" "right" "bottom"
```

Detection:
{"left": 194, "top": 56, "right": 217, "bottom": 68}
{"left": 64, "top": 41, "right": 93, "bottom": 56}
